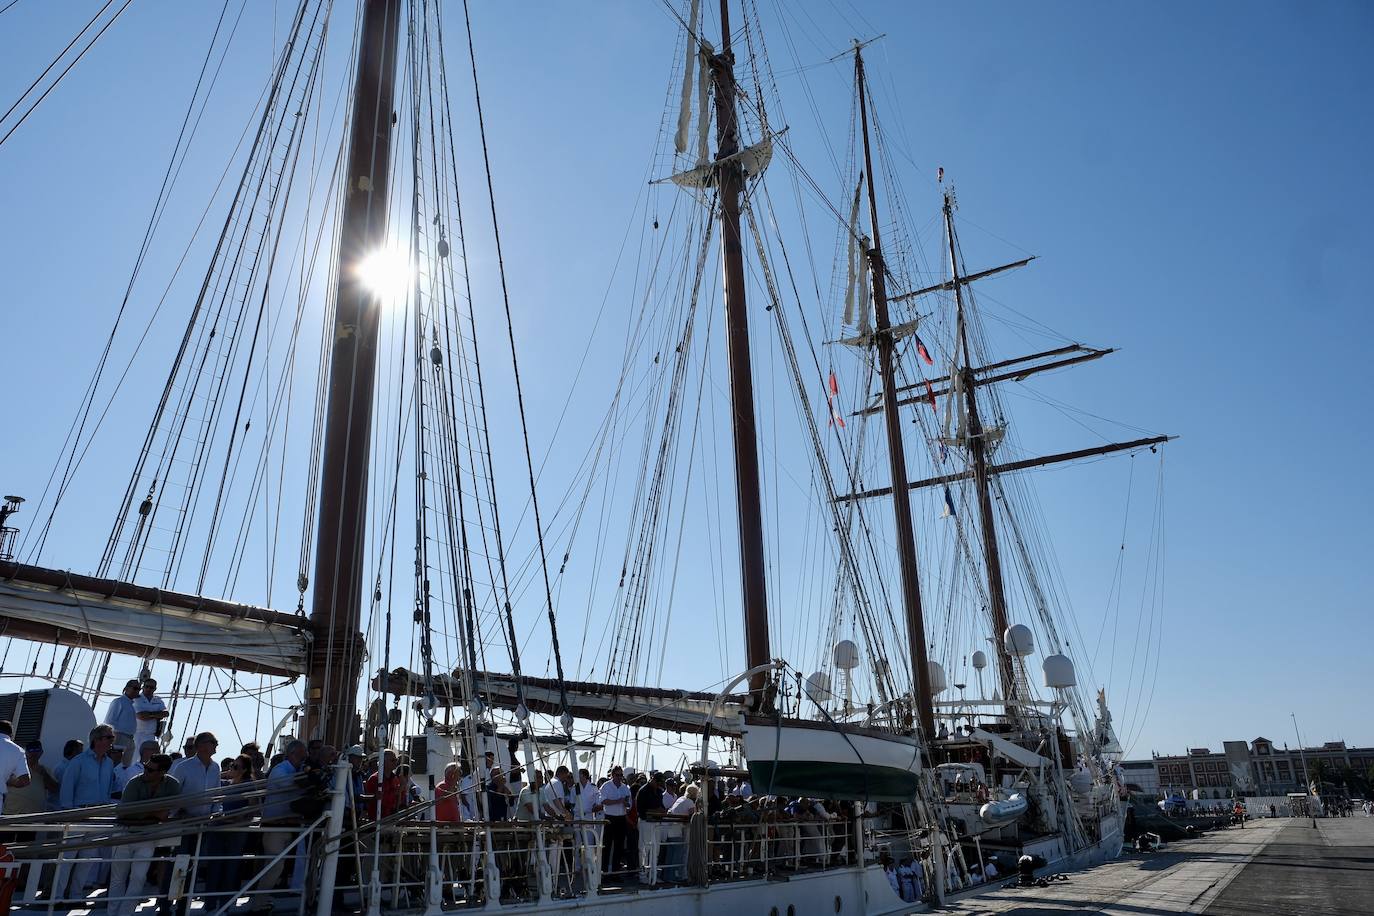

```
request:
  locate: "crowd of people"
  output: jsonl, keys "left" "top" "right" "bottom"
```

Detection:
{"left": 0, "top": 678, "right": 911, "bottom": 909}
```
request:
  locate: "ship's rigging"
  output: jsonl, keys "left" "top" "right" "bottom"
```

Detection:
{"left": 0, "top": 0, "right": 1172, "bottom": 793}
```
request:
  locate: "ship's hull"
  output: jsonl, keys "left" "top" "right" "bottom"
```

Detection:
{"left": 741, "top": 716, "right": 924, "bottom": 802}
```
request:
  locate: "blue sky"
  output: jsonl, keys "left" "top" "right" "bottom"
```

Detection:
{"left": 1, "top": 1, "right": 1371, "bottom": 762}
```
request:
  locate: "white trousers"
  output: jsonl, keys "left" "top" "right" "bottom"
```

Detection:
{"left": 106, "top": 839, "right": 157, "bottom": 916}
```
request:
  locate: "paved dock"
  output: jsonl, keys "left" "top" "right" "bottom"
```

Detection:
{"left": 938, "top": 816, "right": 1374, "bottom": 915}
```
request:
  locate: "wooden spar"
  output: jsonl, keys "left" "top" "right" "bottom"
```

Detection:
{"left": 709, "top": 0, "right": 772, "bottom": 706}
{"left": 303, "top": 0, "right": 402, "bottom": 748}
{"left": 855, "top": 48, "right": 936, "bottom": 742}
{"left": 889, "top": 256, "right": 1036, "bottom": 303}
{"left": 856, "top": 346, "right": 1116, "bottom": 417}
{"left": 834, "top": 435, "right": 1175, "bottom": 502}
{"left": 946, "top": 192, "right": 1017, "bottom": 705}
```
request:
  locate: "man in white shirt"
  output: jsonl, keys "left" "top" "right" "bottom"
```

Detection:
{"left": 661, "top": 784, "right": 698, "bottom": 882}
{"left": 598, "top": 766, "right": 632, "bottom": 876}
{"left": 132, "top": 680, "right": 168, "bottom": 748}
{"left": 104, "top": 680, "right": 140, "bottom": 751}
{"left": 169, "top": 732, "right": 222, "bottom": 817}
{"left": 0, "top": 720, "right": 32, "bottom": 810}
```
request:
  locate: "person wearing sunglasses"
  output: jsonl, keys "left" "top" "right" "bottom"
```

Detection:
{"left": 107, "top": 753, "right": 181, "bottom": 916}
{"left": 53, "top": 725, "right": 119, "bottom": 902}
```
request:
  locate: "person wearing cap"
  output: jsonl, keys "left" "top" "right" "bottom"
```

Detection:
{"left": 132, "top": 680, "right": 168, "bottom": 748}
{"left": 345, "top": 745, "right": 366, "bottom": 813}
{"left": 4, "top": 739, "right": 54, "bottom": 815}
{"left": 104, "top": 679, "right": 141, "bottom": 752}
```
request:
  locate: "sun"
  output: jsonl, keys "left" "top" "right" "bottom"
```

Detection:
{"left": 355, "top": 247, "right": 411, "bottom": 301}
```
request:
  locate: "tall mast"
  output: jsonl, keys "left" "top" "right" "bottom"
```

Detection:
{"left": 854, "top": 49, "right": 936, "bottom": 741}
{"left": 303, "top": 0, "right": 402, "bottom": 748}
{"left": 944, "top": 192, "right": 1017, "bottom": 704}
{"left": 707, "top": 0, "right": 772, "bottom": 705}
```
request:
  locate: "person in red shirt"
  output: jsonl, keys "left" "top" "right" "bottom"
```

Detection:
{"left": 362, "top": 750, "right": 404, "bottom": 820}
{"left": 435, "top": 762, "right": 463, "bottom": 822}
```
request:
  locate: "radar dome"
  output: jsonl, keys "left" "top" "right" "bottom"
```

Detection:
{"left": 928, "top": 660, "right": 948, "bottom": 695}
{"left": 1042, "top": 654, "right": 1076, "bottom": 688}
{"left": 1004, "top": 624, "right": 1034, "bottom": 658}
{"left": 833, "top": 639, "right": 861, "bottom": 670}
{"left": 971, "top": 650, "right": 988, "bottom": 671}
{"left": 804, "top": 671, "right": 833, "bottom": 703}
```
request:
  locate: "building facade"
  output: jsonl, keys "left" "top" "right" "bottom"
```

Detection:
{"left": 1119, "top": 759, "right": 1160, "bottom": 796}
{"left": 1153, "top": 737, "right": 1374, "bottom": 799}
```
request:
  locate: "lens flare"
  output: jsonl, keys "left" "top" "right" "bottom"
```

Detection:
{"left": 355, "top": 247, "right": 410, "bottom": 301}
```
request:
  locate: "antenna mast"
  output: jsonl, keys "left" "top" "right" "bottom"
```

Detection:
{"left": 854, "top": 47, "right": 936, "bottom": 741}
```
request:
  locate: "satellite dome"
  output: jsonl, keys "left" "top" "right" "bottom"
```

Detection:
{"left": 1042, "top": 654, "right": 1076, "bottom": 689}
{"left": 1004, "top": 624, "right": 1034, "bottom": 658}
{"left": 804, "top": 671, "right": 833, "bottom": 703}
{"left": 833, "top": 639, "right": 861, "bottom": 670}
{"left": 971, "top": 650, "right": 988, "bottom": 671}
{"left": 928, "top": 660, "right": 948, "bottom": 695}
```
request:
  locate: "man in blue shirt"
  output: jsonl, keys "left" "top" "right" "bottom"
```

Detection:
{"left": 104, "top": 679, "right": 140, "bottom": 751}
{"left": 54, "top": 724, "right": 117, "bottom": 902}
{"left": 256, "top": 739, "right": 308, "bottom": 907}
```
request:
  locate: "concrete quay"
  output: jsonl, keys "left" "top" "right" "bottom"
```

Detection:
{"left": 935, "top": 816, "right": 1374, "bottom": 915}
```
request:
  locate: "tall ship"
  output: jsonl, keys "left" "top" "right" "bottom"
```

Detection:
{"left": 0, "top": 1, "right": 1171, "bottom": 913}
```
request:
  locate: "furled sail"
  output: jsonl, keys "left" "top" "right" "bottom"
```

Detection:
{"left": 0, "top": 561, "right": 308, "bottom": 676}
{"left": 375, "top": 667, "right": 746, "bottom": 737}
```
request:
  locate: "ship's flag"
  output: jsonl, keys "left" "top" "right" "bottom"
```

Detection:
{"left": 938, "top": 441, "right": 948, "bottom": 464}
{"left": 915, "top": 334, "right": 934, "bottom": 366}
{"left": 827, "top": 370, "right": 846, "bottom": 428}
{"left": 937, "top": 166, "right": 944, "bottom": 183}
{"left": 925, "top": 379, "right": 938, "bottom": 413}
{"left": 941, "top": 485, "right": 956, "bottom": 518}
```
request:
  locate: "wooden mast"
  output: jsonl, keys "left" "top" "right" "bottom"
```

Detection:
{"left": 707, "top": 0, "right": 772, "bottom": 706}
{"left": 854, "top": 48, "right": 937, "bottom": 741}
{"left": 303, "top": 0, "right": 402, "bottom": 748}
{"left": 944, "top": 191, "right": 1017, "bottom": 705}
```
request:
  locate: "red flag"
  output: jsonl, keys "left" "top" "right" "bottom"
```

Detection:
{"left": 827, "top": 371, "right": 846, "bottom": 428}
{"left": 915, "top": 334, "right": 934, "bottom": 366}
{"left": 925, "top": 379, "right": 938, "bottom": 413}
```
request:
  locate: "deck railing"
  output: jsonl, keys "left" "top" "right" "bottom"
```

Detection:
{"left": 0, "top": 767, "right": 876, "bottom": 912}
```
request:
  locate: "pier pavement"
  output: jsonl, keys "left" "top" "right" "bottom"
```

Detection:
{"left": 938, "top": 815, "right": 1374, "bottom": 915}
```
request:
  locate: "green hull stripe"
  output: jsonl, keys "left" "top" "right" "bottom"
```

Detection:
{"left": 747, "top": 760, "right": 918, "bottom": 802}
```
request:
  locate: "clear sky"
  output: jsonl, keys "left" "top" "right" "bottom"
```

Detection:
{"left": 1, "top": 1, "right": 1371, "bottom": 763}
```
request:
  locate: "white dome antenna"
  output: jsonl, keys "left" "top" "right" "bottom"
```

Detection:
{"left": 832, "top": 640, "right": 861, "bottom": 716}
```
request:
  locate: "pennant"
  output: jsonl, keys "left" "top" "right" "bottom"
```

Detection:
{"left": 915, "top": 334, "right": 934, "bottom": 366}
{"left": 924, "top": 379, "right": 938, "bottom": 414}
{"left": 941, "top": 486, "right": 956, "bottom": 519}
{"left": 827, "top": 371, "right": 846, "bottom": 428}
